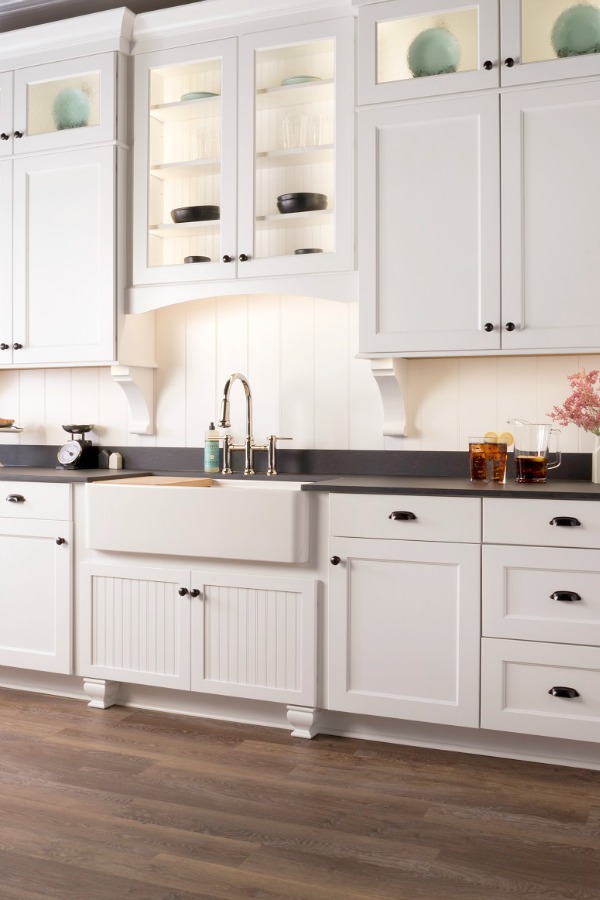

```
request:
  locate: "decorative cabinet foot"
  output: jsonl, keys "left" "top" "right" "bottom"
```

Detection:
{"left": 83, "top": 678, "right": 120, "bottom": 709}
{"left": 286, "top": 705, "right": 320, "bottom": 739}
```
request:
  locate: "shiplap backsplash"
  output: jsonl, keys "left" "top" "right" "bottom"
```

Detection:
{"left": 0, "top": 294, "right": 599, "bottom": 455}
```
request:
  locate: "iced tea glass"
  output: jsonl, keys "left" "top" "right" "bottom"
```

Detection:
{"left": 469, "top": 437, "right": 508, "bottom": 484}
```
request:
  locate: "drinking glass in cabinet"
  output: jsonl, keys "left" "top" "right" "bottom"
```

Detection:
{"left": 521, "top": 0, "right": 600, "bottom": 64}
{"left": 27, "top": 71, "right": 100, "bottom": 136}
{"left": 254, "top": 38, "right": 335, "bottom": 260}
{"left": 147, "top": 58, "right": 222, "bottom": 268}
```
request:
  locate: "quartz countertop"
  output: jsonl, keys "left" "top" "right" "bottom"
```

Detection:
{"left": 0, "top": 467, "right": 152, "bottom": 483}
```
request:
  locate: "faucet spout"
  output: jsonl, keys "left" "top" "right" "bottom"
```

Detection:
{"left": 218, "top": 373, "right": 258, "bottom": 475}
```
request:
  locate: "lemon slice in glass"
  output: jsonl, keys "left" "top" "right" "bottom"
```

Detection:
{"left": 483, "top": 431, "right": 498, "bottom": 441}
{"left": 498, "top": 431, "right": 514, "bottom": 447}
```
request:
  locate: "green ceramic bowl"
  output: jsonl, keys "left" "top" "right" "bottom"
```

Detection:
{"left": 281, "top": 75, "right": 322, "bottom": 86}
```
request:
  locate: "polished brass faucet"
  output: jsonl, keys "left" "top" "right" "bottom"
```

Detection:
{"left": 218, "top": 373, "right": 266, "bottom": 475}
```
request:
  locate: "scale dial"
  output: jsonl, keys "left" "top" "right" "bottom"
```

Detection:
{"left": 57, "top": 440, "right": 84, "bottom": 467}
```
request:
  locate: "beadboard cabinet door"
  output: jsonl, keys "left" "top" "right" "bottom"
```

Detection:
{"left": 358, "top": 93, "right": 500, "bottom": 354}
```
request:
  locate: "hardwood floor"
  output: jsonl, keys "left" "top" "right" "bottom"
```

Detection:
{"left": 0, "top": 688, "right": 598, "bottom": 899}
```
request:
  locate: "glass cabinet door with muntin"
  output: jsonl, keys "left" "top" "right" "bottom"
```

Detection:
{"left": 132, "top": 39, "right": 237, "bottom": 285}
{"left": 237, "top": 17, "right": 353, "bottom": 278}
{"left": 501, "top": 0, "right": 600, "bottom": 85}
{"left": 357, "top": 0, "right": 499, "bottom": 104}
{"left": 12, "top": 53, "right": 116, "bottom": 154}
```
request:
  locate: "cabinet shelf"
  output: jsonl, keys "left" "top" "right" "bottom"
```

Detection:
{"left": 256, "top": 79, "right": 333, "bottom": 109}
{"left": 150, "top": 95, "right": 220, "bottom": 123}
{"left": 150, "top": 158, "right": 220, "bottom": 179}
{"left": 149, "top": 220, "right": 220, "bottom": 237}
{"left": 256, "top": 144, "right": 333, "bottom": 168}
{"left": 257, "top": 208, "right": 334, "bottom": 228}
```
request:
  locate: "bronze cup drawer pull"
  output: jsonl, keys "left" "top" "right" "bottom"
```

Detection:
{"left": 549, "top": 516, "right": 581, "bottom": 527}
{"left": 548, "top": 686, "right": 580, "bottom": 699}
{"left": 388, "top": 511, "right": 417, "bottom": 521}
{"left": 6, "top": 494, "right": 25, "bottom": 503}
{"left": 550, "top": 591, "right": 582, "bottom": 602}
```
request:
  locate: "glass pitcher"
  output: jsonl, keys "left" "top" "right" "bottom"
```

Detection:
{"left": 508, "top": 420, "right": 561, "bottom": 483}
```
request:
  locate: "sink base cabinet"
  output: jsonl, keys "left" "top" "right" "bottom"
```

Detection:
{"left": 328, "top": 537, "right": 481, "bottom": 728}
{"left": 78, "top": 563, "right": 317, "bottom": 707}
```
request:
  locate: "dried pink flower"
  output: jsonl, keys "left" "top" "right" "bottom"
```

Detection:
{"left": 548, "top": 369, "right": 600, "bottom": 435}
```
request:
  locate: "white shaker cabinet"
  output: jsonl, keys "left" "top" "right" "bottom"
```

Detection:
{"left": 0, "top": 482, "right": 72, "bottom": 675}
{"left": 328, "top": 494, "right": 481, "bottom": 727}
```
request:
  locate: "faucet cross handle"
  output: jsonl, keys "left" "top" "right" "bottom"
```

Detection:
{"left": 267, "top": 435, "right": 292, "bottom": 476}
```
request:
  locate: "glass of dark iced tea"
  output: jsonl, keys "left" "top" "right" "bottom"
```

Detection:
{"left": 469, "top": 437, "right": 508, "bottom": 484}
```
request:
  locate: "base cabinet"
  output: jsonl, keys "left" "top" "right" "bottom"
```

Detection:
{"left": 328, "top": 536, "right": 481, "bottom": 727}
{"left": 78, "top": 562, "right": 317, "bottom": 706}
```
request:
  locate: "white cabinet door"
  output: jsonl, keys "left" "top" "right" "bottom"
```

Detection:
{"left": 359, "top": 93, "right": 500, "bottom": 354}
{"left": 328, "top": 537, "right": 481, "bottom": 727}
{"left": 78, "top": 563, "right": 191, "bottom": 690}
{"left": 502, "top": 81, "right": 600, "bottom": 351}
{"left": 0, "top": 160, "right": 12, "bottom": 363}
{"left": 0, "top": 72, "right": 13, "bottom": 158}
{"left": 0, "top": 519, "right": 72, "bottom": 674}
{"left": 190, "top": 571, "right": 317, "bottom": 706}
{"left": 11, "top": 145, "right": 116, "bottom": 365}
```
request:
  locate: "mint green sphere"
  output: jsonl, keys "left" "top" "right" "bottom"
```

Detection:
{"left": 551, "top": 3, "right": 600, "bottom": 58}
{"left": 407, "top": 27, "right": 460, "bottom": 78}
{"left": 52, "top": 88, "right": 90, "bottom": 130}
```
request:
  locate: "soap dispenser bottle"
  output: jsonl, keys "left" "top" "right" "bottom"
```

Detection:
{"left": 204, "top": 422, "right": 220, "bottom": 474}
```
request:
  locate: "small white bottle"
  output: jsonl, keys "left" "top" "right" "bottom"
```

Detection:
{"left": 204, "top": 422, "right": 220, "bottom": 473}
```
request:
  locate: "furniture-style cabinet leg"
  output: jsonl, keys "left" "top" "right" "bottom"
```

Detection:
{"left": 83, "top": 678, "right": 120, "bottom": 709}
{"left": 286, "top": 705, "right": 320, "bottom": 739}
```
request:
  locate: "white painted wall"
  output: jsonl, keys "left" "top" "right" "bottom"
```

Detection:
{"left": 0, "top": 294, "right": 599, "bottom": 456}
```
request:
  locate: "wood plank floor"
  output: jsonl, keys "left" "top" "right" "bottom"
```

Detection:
{"left": 0, "top": 688, "right": 598, "bottom": 899}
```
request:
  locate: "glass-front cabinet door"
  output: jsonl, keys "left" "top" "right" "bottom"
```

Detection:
{"left": 237, "top": 17, "right": 353, "bottom": 278}
{"left": 0, "top": 73, "right": 13, "bottom": 159}
{"left": 132, "top": 39, "right": 237, "bottom": 285}
{"left": 357, "top": 0, "right": 499, "bottom": 104}
{"left": 12, "top": 53, "right": 116, "bottom": 154}
{"left": 501, "top": 0, "right": 600, "bottom": 85}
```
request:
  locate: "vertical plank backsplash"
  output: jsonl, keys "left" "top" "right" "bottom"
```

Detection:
{"left": 1, "top": 294, "right": 599, "bottom": 454}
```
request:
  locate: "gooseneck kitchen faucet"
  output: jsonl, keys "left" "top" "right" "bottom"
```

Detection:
{"left": 218, "top": 373, "right": 266, "bottom": 475}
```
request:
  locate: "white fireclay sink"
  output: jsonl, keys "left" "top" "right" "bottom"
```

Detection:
{"left": 85, "top": 478, "right": 310, "bottom": 563}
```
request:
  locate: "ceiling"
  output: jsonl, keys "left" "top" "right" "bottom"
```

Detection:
{"left": 0, "top": 0, "right": 203, "bottom": 31}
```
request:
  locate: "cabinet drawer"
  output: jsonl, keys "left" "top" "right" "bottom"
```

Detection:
{"left": 481, "top": 638, "right": 600, "bottom": 743}
{"left": 0, "top": 482, "right": 71, "bottom": 520}
{"left": 484, "top": 499, "right": 600, "bottom": 548}
{"left": 330, "top": 495, "right": 480, "bottom": 543}
{"left": 483, "top": 545, "right": 600, "bottom": 646}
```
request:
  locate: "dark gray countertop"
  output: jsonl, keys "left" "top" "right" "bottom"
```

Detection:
{"left": 300, "top": 475, "right": 600, "bottom": 500}
{"left": 0, "top": 467, "right": 152, "bottom": 483}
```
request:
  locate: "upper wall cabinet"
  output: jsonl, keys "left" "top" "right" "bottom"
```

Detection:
{"left": 356, "top": 0, "right": 600, "bottom": 103}
{"left": 131, "top": 16, "right": 354, "bottom": 290}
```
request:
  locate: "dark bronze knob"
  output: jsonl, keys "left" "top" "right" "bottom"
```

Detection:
{"left": 484, "top": 323, "right": 494, "bottom": 332}
{"left": 239, "top": 253, "right": 249, "bottom": 262}
{"left": 0, "top": 133, "right": 9, "bottom": 140}
{"left": 505, "top": 57, "right": 515, "bottom": 67}
{"left": 483, "top": 60, "right": 493, "bottom": 71}
{"left": 6, "top": 494, "right": 25, "bottom": 503}
{"left": 549, "top": 686, "right": 579, "bottom": 699}
{"left": 190, "top": 588, "right": 201, "bottom": 598}
{"left": 550, "top": 516, "right": 581, "bottom": 527}
{"left": 12, "top": 342, "right": 22, "bottom": 349}
{"left": 550, "top": 591, "right": 581, "bottom": 602}
{"left": 56, "top": 537, "right": 66, "bottom": 545}
{"left": 330, "top": 555, "right": 341, "bottom": 566}
{"left": 222, "top": 255, "right": 233, "bottom": 263}
{"left": 178, "top": 587, "right": 189, "bottom": 596}
{"left": 389, "top": 511, "right": 417, "bottom": 521}
{"left": 14, "top": 130, "right": 23, "bottom": 138}
{"left": 505, "top": 322, "right": 515, "bottom": 332}
{"left": 0, "top": 343, "right": 8, "bottom": 350}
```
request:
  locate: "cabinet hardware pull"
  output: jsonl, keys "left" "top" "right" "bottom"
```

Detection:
{"left": 56, "top": 537, "right": 66, "bottom": 545}
{"left": 0, "top": 343, "right": 8, "bottom": 350}
{"left": 483, "top": 60, "right": 493, "bottom": 71}
{"left": 178, "top": 587, "right": 189, "bottom": 596}
{"left": 6, "top": 494, "right": 25, "bottom": 503}
{"left": 190, "top": 588, "right": 201, "bottom": 598}
{"left": 239, "top": 253, "right": 250, "bottom": 262}
{"left": 505, "top": 322, "right": 516, "bottom": 331}
{"left": 388, "top": 511, "right": 417, "bottom": 521}
{"left": 12, "top": 342, "right": 22, "bottom": 350}
{"left": 504, "top": 57, "right": 515, "bottom": 67}
{"left": 550, "top": 590, "right": 581, "bottom": 602}
{"left": 330, "top": 555, "right": 341, "bottom": 566}
{"left": 484, "top": 322, "right": 494, "bottom": 332}
{"left": 548, "top": 686, "right": 579, "bottom": 699}
{"left": 549, "top": 516, "right": 581, "bottom": 527}
{"left": 14, "top": 130, "right": 23, "bottom": 138}
{"left": 0, "top": 133, "right": 9, "bottom": 140}
{"left": 222, "top": 255, "right": 233, "bottom": 263}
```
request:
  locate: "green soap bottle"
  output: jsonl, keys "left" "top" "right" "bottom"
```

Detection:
{"left": 204, "top": 422, "right": 220, "bottom": 473}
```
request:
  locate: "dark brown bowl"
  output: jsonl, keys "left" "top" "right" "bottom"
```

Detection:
{"left": 294, "top": 247, "right": 323, "bottom": 254}
{"left": 276, "top": 192, "right": 327, "bottom": 214}
{"left": 171, "top": 205, "right": 220, "bottom": 223}
{"left": 184, "top": 255, "right": 211, "bottom": 263}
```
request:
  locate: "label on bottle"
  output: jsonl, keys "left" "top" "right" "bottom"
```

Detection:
{"left": 204, "top": 439, "right": 220, "bottom": 473}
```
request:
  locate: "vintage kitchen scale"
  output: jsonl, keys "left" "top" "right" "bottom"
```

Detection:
{"left": 57, "top": 424, "right": 96, "bottom": 468}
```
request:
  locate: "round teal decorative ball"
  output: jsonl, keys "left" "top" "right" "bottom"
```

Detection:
{"left": 52, "top": 88, "right": 90, "bottom": 130}
{"left": 407, "top": 27, "right": 460, "bottom": 78}
{"left": 551, "top": 3, "right": 600, "bottom": 58}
